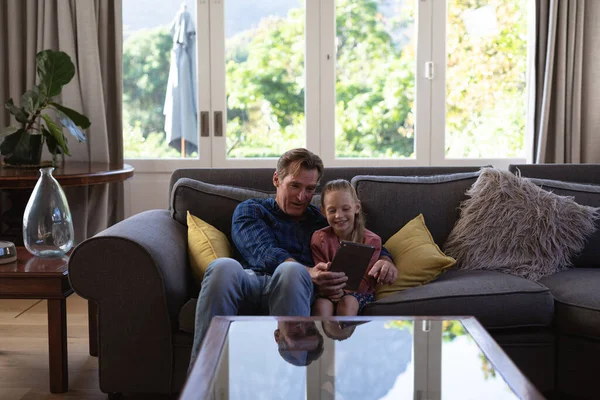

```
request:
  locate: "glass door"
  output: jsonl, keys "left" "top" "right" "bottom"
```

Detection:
{"left": 319, "top": 0, "right": 431, "bottom": 167}
{"left": 210, "top": 0, "right": 308, "bottom": 167}
{"left": 122, "top": 0, "right": 211, "bottom": 167}
{"left": 430, "top": 0, "right": 530, "bottom": 166}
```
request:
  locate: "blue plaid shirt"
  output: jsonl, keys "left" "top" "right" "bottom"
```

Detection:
{"left": 232, "top": 197, "right": 393, "bottom": 275}
{"left": 232, "top": 198, "right": 328, "bottom": 274}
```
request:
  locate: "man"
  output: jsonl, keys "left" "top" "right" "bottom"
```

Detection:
{"left": 189, "top": 148, "right": 398, "bottom": 367}
{"left": 274, "top": 321, "right": 324, "bottom": 366}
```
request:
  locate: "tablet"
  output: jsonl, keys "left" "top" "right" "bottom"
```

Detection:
{"left": 329, "top": 241, "right": 376, "bottom": 291}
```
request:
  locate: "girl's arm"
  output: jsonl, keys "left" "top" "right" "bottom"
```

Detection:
{"left": 310, "top": 231, "right": 329, "bottom": 265}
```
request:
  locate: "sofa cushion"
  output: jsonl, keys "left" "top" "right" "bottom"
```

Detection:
{"left": 444, "top": 169, "right": 600, "bottom": 281}
{"left": 171, "top": 178, "right": 272, "bottom": 239}
{"left": 352, "top": 171, "right": 481, "bottom": 245}
{"left": 376, "top": 214, "right": 456, "bottom": 300}
{"left": 364, "top": 270, "right": 555, "bottom": 330}
{"left": 539, "top": 269, "right": 600, "bottom": 340}
{"left": 187, "top": 211, "right": 233, "bottom": 284}
{"left": 528, "top": 178, "right": 600, "bottom": 268}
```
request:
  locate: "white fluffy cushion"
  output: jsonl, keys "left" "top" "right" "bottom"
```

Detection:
{"left": 443, "top": 168, "right": 600, "bottom": 281}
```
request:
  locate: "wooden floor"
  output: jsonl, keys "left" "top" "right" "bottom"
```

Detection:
{"left": 0, "top": 294, "right": 106, "bottom": 400}
{"left": 0, "top": 295, "right": 178, "bottom": 400}
{"left": 0, "top": 294, "right": 176, "bottom": 400}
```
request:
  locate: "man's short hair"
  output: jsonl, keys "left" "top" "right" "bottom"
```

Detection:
{"left": 277, "top": 333, "right": 324, "bottom": 366}
{"left": 277, "top": 148, "right": 324, "bottom": 183}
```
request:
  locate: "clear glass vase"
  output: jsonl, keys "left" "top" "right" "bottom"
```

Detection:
{"left": 23, "top": 167, "right": 74, "bottom": 257}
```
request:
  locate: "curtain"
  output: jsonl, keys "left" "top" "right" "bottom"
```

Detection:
{"left": 533, "top": 0, "right": 600, "bottom": 163}
{"left": 0, "top": 0, "right": 124, "bottom": 243}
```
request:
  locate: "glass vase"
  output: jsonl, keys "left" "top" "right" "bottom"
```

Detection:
{"left": 23, "top": 167, "right": 74, "bottom": 257}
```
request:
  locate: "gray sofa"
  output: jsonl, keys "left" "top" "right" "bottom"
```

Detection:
{"left": 68, "top": 164, "right": 600, "bottom": 399}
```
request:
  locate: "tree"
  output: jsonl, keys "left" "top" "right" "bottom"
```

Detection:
{"left": 122, "top": 27, "right": 173, "bottom": 158}
{"left": 122, "top": 0, "right": 527, "bottom": 160}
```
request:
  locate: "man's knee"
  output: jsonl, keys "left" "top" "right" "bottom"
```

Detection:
{"left": 202, "top": 257, "right": 244, "bottom": 290}
{"left": 274, "top": 261, "right": 311, "bottom": 282}
{"left": 272, "top": 262, "right": 312, "bottom": 294}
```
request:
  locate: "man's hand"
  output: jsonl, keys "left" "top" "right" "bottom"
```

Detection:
{"left": 307, "top": 262, "right": 347, "bottom": 297}
{"left": 368, "top": 256, "right": 398, "bottom": 285}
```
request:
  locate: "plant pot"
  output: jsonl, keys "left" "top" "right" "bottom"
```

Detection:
{"left": 3, "top": 132, "right": 45, "bottom": 167}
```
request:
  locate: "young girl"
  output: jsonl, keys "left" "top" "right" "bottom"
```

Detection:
{"left": 311, "top": 179, "right": 382, "bottom": 317}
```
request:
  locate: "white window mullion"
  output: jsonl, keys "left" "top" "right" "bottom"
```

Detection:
{"left": 430, "top": 0, "right": 446, "bottom": 166}
{"left": 197, "top": 0, "right": 213, "bottom": 167}
{"left": 416, "top": 0, "right": 434, "bottom": 166}
{"left": 305, "top": 0, "right": 322, "bottom": 156}
{"left": 209, "top": 0, "right": 227, "bottom": 167}
{"left": 317, "top": 0, "right": 335, "bottom": 165}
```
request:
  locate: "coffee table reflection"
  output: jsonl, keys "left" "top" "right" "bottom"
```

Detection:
{"left": 181, "top": 316, "right": 544, "bottom": 400}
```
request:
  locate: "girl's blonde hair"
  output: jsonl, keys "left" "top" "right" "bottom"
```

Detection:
{"left": 320, "top": 179, "right": 366, "bottom": 244}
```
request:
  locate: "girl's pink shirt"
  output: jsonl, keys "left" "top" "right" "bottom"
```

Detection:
{"left": 310, "top": 226, "right": 382, "bottom": 294}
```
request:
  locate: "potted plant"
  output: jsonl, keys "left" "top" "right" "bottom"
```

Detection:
{"left": 0, "top": 49, "right": 90, "bottom": 167}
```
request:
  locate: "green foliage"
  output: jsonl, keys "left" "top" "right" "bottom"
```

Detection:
{"left": 122, "top": 0, "right": 527, "bottom": 160}
{"left": 1, "top": 50, "right": 90, "bottom": 165}
{"left": 123, "top": 28, "right": 172, "bottom": 144}
{"left": 446, "top": 0, "right": 527, "bottom": 157}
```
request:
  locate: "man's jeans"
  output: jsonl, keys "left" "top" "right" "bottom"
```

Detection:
{"left": 189, "top": 258, "right": 314, "bottom": 368}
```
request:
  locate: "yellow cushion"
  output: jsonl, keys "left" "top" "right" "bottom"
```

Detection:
{"left": 376, "top": 214, "right": 456, "bottom": 300}
{"left": 187, "top": 211, "right": 233, "bottom": 284}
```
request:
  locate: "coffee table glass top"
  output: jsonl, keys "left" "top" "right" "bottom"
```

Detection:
{"left": 202, "top": 317, "right": 532, "bottom": 400}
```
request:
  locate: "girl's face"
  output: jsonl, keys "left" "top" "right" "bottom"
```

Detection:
{"left": 322, "top": 190, "right": 360, "bottom": 241}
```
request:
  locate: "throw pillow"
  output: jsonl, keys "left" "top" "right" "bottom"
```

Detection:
{"left": 443, "top": 168, "right": 600, "bottom": 281}
{"left": 187, "top": 211, "right": 233, "bottom": 284}
{"left": 376, "top": 214, "right": 456, "bottom": 300}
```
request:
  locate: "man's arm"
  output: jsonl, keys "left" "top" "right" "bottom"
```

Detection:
{"left": 231, "top": 201, "right": 291, "bottom": 274}
{"left": 380, "top": 245, "right": 392, "bottom": 260}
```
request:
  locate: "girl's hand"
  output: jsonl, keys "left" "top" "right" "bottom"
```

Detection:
{"left": 368, "top": 257, "right": 398, "bottom": 285}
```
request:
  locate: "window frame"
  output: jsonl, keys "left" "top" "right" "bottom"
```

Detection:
{"left": 124, "top": 0, "right": 529, "bottom": 172}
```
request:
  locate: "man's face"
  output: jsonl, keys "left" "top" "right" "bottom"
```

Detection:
{"left": 274, "top": 322, "right": 321, "bottom": 349}
{"left": 274, "top": 321, "right": 322, "bottom": 366}
{"left": 273, "top": 167, "right": 319, "bottom": 218}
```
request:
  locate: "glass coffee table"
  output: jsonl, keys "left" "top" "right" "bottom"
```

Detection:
{"left": 181, "top": 316, "right": 544, "bottom": 400}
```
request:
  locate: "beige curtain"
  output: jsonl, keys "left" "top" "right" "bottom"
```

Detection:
{"left": 533, "top": 0, "right": 600, "bottom": 163}
{"left": 0, "top": 0, "right": 124, "bottom": 243}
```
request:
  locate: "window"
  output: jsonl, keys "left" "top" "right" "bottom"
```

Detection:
{"left": 122, "top": 0, "right": 530, "bottom": 170}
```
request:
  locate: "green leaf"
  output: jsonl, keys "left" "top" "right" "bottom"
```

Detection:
{"left": 56, "top": 113, "right": 87, "bottom": 142}
{"left": 20, "top": 86, "right": 45, "bottom": 115}
{"left": 4, "top": 98, "right": 29, "bottom": 124}
{"left": 36, "top": 50, "right": 75, "bottom": 98}
{"left": 0, "top": 126, "right": 18, "bottom": 138}
{"left": 50, "top": 103, "right": 90, "bottom": 143}
{"left": 41, "top": 114, "right": 70, "bottom": 155}
{"left": 42, "top": 126, "right": 63, "bottom": 155}
{"left": 50, "top": 102, "right": 90, "bottom": 128}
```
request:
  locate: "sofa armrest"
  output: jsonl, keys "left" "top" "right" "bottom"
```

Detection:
{"left": 68, "top": 209, "right": 189, "bottom": 394}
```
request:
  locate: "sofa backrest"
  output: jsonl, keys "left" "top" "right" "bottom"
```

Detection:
{"left": 169, "top": 166, "right": 484, "bottom": 195}
{"left": 169, "top": 166, "right": 483, "bottom": 246}
{"left": 509, "top": 164, "right": 600, "bottom": 185}
{"left": 352, "top": 172, "right": 481, "bottom": 245}
{"left": 510, "top": 164, "right": 600, "bottom": 268}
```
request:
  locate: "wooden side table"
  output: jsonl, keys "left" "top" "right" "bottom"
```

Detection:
{"left": 0, "top": 248, "right": 74, "bottom": 393}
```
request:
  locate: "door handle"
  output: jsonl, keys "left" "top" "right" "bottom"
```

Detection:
{"left": 214, "top": 111, "right": 223, "bottom": 137}
{"left": 200, "top": 111, "right": 209, "bottom": 137}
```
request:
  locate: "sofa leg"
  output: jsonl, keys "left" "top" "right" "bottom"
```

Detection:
{"left": 108, "top": 393, "right": 122, "bottom": 400}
